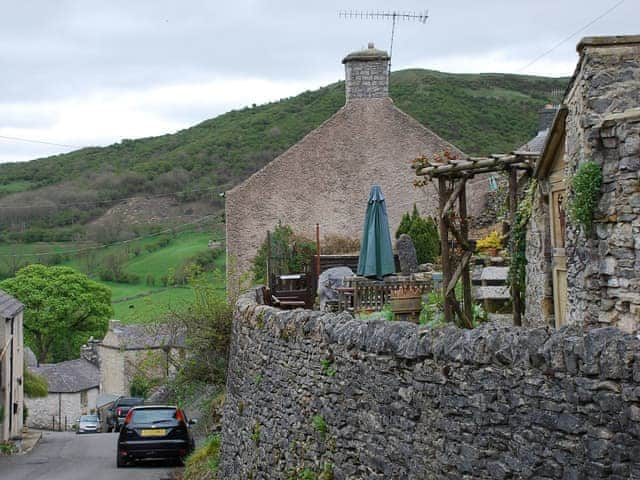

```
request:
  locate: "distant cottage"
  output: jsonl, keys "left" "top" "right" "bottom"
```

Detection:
{"left": 226, "top": 43, "right": 493, "bottom": 286}
{"left": 26, "top": 358, "right": 100, "bottom": 430}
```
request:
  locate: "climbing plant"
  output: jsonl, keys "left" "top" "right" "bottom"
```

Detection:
{"left": 569, "top": 161, "right": 603, "bottom": 231}
{"left": 508, "top": 179, "right": 537, "bottom": 308}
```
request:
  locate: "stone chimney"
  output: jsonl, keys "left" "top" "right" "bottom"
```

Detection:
{"left": 342, "top": 42, "right": 390, "bottom": 102}
{"left": 80, "top": 336, "right": 101, "bottom": 367}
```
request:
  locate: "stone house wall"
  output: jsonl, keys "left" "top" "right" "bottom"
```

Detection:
{"left": 563, "top": 38, "right": 640, "bottom": 329}
{"left": 220, "top": 289, "right": 640, "bottom": 479}
{"left": 26, "top": 387, "right": 99, "bottom": 431}
{"left": 99, "top": 344, "right": 125, "bottom": 395}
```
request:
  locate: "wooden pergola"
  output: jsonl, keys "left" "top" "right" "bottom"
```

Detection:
{"left": 414, "top": 153, "right": 535, "bottom": 327}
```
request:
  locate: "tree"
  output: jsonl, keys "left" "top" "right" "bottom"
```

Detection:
{"left": 0, "top": 264, "right": 113, "bottom": 363}
{"left": 396, "top": 205, "right": 440, "bottom": 264}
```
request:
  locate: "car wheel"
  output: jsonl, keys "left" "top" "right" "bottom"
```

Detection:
{"left": 116, "top": 453, "right": 127, "bottom": 468}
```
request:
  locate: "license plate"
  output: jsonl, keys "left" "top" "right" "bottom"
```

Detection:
{"left": 140, "top": 429, "right": 166, "bottom": 437}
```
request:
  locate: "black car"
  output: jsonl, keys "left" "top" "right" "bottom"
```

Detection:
{"left": 116, "top": 405, "right": 196, "bottom": 467}
{"left": 108, "top": 396, "right": 144, "bottom": 432}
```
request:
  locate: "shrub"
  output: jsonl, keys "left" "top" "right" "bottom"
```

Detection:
{"left": 396, "top": 205, "right": 440, "bottom": 264}
{"left": 252, "top": 223, "right": 316, "bottom": 284}
{"left": 322, "top": 234, "right": 360, "bottom": 254}
{"left": 569, "top": 161, "right": 602, "bottom": 231}
{"left": 476, "top": 230, "right": 502, "bottom": 252}
{"left": 183, "top": 434, "right": 221, "bottom": 480}
{"left": 24, "top": 369, "right": 48, "bottom": 398}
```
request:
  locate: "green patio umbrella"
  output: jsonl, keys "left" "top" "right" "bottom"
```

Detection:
{"left": 357, "top": 185, "right": 395, "bottom": 279}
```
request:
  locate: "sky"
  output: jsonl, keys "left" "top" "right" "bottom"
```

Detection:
{"left": 0, "top": 0, "right": 637, "bottom": 164}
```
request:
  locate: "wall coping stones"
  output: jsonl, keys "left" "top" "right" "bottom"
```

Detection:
{"left": 238, "top": 288, "right": 640, "bottom": 380}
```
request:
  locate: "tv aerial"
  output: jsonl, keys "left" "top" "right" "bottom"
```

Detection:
{"left": 338, "top": 10, "right": 429, "bottom": 73}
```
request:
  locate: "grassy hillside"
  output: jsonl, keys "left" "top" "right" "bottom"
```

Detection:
{"left": 0, "top": 69, "right": 567, "bottom": 242}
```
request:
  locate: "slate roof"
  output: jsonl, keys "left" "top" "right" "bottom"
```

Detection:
{"left": 514, "top": 128, "right": 549, "bottom": 156}
{"left": 30, "top": 358, "right": 100, "bottom": 393}
{"left": 0, "top": 289, "right": 24, "bottom": 319}
{"left": 104, "top": 321, "right": 186, "bottom": 350}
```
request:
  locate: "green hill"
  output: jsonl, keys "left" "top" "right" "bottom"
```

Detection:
{"left": 0, "top": 69, "right": 567, "bottom": 243}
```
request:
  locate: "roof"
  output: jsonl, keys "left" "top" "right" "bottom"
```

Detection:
{"left": 514, "top": 129, "right": 549, "bottom": 156}
{"left": 342, "top": 43, "right": 390, "bottom": 63}
{"left": 0, "top": 289, "right": 23, "bottom": 318}
{"left": 102, "top": 320, "right": 186, "bottom": 350}
{"left": 30, "top": 358, "right": 99, "bottom": 393}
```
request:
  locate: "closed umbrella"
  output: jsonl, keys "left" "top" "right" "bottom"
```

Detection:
{"left": 357, "top": 185, "right": 395, "bottom": 279}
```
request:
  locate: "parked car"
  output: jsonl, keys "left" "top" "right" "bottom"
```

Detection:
{"left": 116, "top": 405, "right": 196, "bottom": 467}
{"left": 108, "top": 396, "right": 144, "bottom": 432}
{"left": 76, "top": 414, "right": 101, "bottom": 434}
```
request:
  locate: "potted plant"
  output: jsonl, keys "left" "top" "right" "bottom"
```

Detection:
{"left": 476, "top": 230, "right": 502, "bottom": 257}
{"left": 389, "top": 285, "right": 423, "bottom": 323}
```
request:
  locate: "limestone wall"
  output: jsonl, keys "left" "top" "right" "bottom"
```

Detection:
{"left": 220, "top": 289, "right": 640, "bottom": 479}
{"left": 564, "top": 39, "right": 640, "bottom": 330}
{"left": 26, "top": 387, "right": 99, "bottom": 431}
{"left": 344, "top": 60, "right": 389, "bottom": 101}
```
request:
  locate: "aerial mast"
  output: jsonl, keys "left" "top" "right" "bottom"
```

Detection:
{"left": 338, "top": 10, "right": 429, "bottom": 74}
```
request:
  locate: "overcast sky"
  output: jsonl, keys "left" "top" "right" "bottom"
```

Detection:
{"left": 0, "top": 0, "right": 636, "bottom": 164}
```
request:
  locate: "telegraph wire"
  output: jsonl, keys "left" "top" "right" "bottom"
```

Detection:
{"left": 519, "top": 0, "right": 625, "bottom": 72}
{"left": 0, "top": 214, "right": 224, "bottom": 258}
{"left": 0, "top": 134, "right": 85, "bottom": 149}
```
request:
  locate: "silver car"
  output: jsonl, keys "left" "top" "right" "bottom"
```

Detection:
{"left": 76, "top": 414, "right": 101, "bottom": 434}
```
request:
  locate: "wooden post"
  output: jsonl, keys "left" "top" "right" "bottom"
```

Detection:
{"left": 459, "top": 178, "right": 473, "bottom": 325}
{"left": 509, "top": 167, "right": 522, "bottom": 326}
{"left": 438, "top": 178, "right": 452, "bottom": 324}
{"left": 266, "top": 230, "right": 271, "bottom": 290}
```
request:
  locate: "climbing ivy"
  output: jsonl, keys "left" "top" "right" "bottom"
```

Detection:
{"left": 569, "top": 161, "right": 603, "bottom": 231}
{"left": 508, "top": 179, "right": 537, "bottom": 307}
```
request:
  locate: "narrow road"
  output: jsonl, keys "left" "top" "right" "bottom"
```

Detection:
{"left": 0, "top": 431, "right": 182, "bottom": 480}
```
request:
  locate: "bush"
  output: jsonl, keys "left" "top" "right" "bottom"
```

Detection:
{"left": 24, "top": 369, "right": 48, "bottom": 398}
{"left": 569, "top": 161, "right": 602, "bottom": 231}
{"left": 252, "top": 223, "right": 316, "bottom": 284}
{"left": 183, "top": 434, "right": 221, "bottom": 480}
{"left": 322, "top": 234, "right": 360, "bottom": 254}
{"left": 476, "top": 230, "right": 502, "bottom": 252}
{"left": 396, "top": 205, "right": 440, "bottom": 264}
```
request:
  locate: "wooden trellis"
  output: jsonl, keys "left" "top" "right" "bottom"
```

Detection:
{"left": 414, "top": 153, "right": 533, "bottom": 327}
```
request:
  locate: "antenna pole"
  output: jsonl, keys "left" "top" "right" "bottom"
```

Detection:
{"left": 338, "top": 10, "right": 429, "bottom": 75}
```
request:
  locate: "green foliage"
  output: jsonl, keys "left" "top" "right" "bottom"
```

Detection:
{"left": 569, "top": 161, "right": 603, "bottom": 231}
{"left": 476, "top": 230, "right": 503, "bottom": 252}
{"left": 129, "top": 375, "right": 157, "bottom": 398}
{"left": 0, "top": 264, "right": 112, "bottom": 363}
{"left": 252, "top": 223, "right": 316, "bottom": 284}
{"left": 183, "top": 434, "right": 221, "bottom": 480}
{"left": 167, "top": 272, "right": 233, "bottom": 387}
{"left": 419, "top": 288, "right": 487, "bottom": 327}
{"left": 396, "top": 205, "right": 440, "bottom": 264}
{"left": 0, "top": 405, "right": 4, "bottom": 424}
{"left": 320, "top": 359, "right": 336, "bottom": 377}
{"left": 252, "top": 421, "right": 261, "bottom": 446}
{"left": 24, "top": 369, "right": 48, "bottom": 398}
{"left": 312, "top": 415, "right": 328, "bottom": 434}
{"left": 0, "top": 441, "right": 16, "bottom": 455}
{"left": 508, "top": 179, "right": 537, "bottom": 308}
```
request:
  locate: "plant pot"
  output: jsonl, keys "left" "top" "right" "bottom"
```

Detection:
{"left": 390, "top": 296, "right": 422, "bottom": 323}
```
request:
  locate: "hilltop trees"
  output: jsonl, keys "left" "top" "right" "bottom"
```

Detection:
{"left": 0, "top": 264, "right": 113, "bottom": 363}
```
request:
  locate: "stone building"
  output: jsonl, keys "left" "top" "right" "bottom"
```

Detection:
{"left": 525, "top": 35, "right": 640, "bottom": 330}
{"left": 225, "top": 43, "right": 489, "bottom": 287}
{"left": 99, "top": 320, "right": 184, "bottom": 396}
{"left": 26, "top": 358, "right": 99, "bottom": 430}
{"left": 0, "top": 290, "right": 24, "bottom": 441}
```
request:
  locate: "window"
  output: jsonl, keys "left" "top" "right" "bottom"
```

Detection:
{"left": 80, "top": 390, "right": 88, "bottom": 407}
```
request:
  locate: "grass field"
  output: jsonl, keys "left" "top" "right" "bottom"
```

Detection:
{"left": 0, "top": 227, "right": 226, "bottom": 324}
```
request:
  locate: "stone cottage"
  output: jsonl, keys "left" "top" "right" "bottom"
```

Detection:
{"left": 225, "top": 43, "right": 490, "bottom": 287}
{"left": 99, "top": 320, "right": 185, "bottom": 396}
{"left": 0, "top": 290, "right": 24, "bottom": 441}
{"left": 525, "top": 35, "right": 640, "bottom": 331}
{"left": 26, "top": 358, "right": 99, "bottom": 430}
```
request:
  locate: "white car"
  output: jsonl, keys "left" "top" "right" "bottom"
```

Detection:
{"left": 76, "top": 414, "right": 102, "bottom": 434}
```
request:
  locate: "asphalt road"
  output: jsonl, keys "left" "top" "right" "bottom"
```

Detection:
{"left": 0, "top": 431, "right": 182, "bottom": 480}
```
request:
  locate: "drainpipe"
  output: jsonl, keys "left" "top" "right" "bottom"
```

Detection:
{"left": 58, "top": 393, "right": 62, "bottom": 431}
{"left": 8, "top": 317, "right": 14, "bottom": 436}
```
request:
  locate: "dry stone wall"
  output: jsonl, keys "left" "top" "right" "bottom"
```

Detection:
{"left": 220, "top": 288, "right": 640, "bottom": 479}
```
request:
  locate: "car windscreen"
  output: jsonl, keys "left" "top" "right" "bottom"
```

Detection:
{"left": 80, "top": 415, "right": 99, "bottom": 421}
{"left": 119, "top": 398, "right": 143, "bottom": 406}
{"left": 129, "top": 408, "right": 179, "bottom": 425}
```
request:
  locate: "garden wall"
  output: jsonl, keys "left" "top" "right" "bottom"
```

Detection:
{"left": 220, "top": 288, "right": 640, "bottom": 479}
